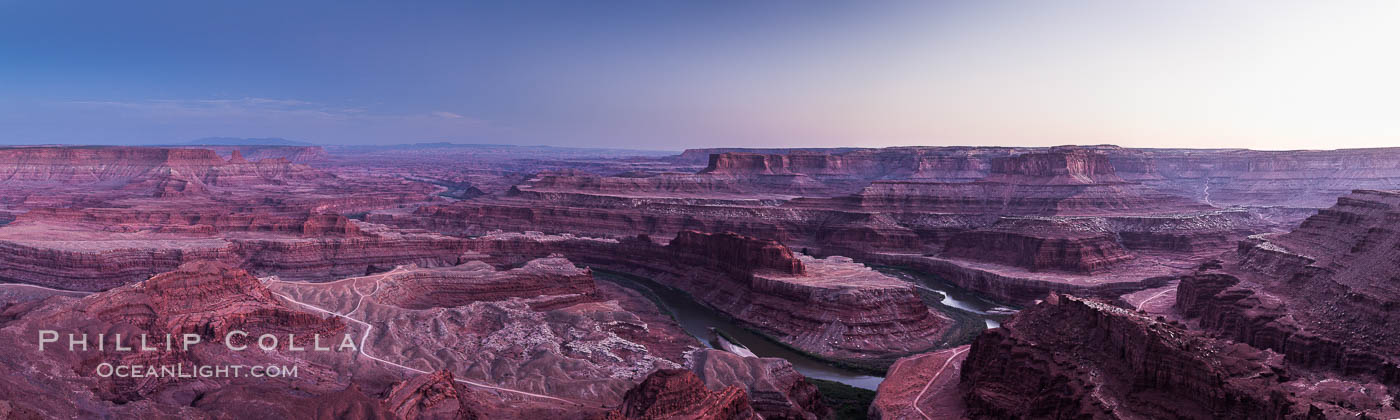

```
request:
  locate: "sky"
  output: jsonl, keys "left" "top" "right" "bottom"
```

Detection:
{"left": 1, "top": 0, "right": 1397, "bottom": 150}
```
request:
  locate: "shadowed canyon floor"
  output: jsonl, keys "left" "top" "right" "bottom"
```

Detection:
{"left": 0, "top": 143, "right": 1398, "bottom": 418}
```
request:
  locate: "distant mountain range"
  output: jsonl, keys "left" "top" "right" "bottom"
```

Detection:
{"left": 184, "top": 137, "right": 317, "bottom": 146}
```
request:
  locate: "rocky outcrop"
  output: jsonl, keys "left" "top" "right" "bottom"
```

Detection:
{"left": 1176, "top": 190, "right": 1400, "bottom": 389}
{"left": 599, "top": 369, "right": 760, "bottom": 420}
{"left": 1108, "top": 147, "right": 1400, "bottom": 209}
{"left": 383, "top": 370, "right": 483, "bottom": 420}
{"left": 701, "top": 153, "right": 798, "bottom": 175}
{"left": 686, "top": 145, "right": 1400, "bottom": 211}
{"left": 869, "top": 346, "right": 969, "bottom": 420}
{"left": 0, "top": 237, "right": 240, "bottom": 291}
{"left": 372, "top": 258, "right": 597, "bottom": 310}
{"left": 962, "top": 293, "right": 1396, "bottom": 419}
{"left": 16, "top": 208, "right": 362, "bottom": 237}
{"left": 195, "top": 145, "right": 328, "bottom": 164}
{"left": 689, "top": 349, "right": 829, "bottom": 420}
{"left": 0, "top": 146, "right": 332, "bottom": 193}
{"left": 0, "top": 220, "right": 467, "bottom": 290}
{"left": 941, "top": 218, "right": 1133, "bottom": 273}
{"left": 695, "top": 147, "right": 1013, "bottom": 184}
{"left": 666, "top": 231, "right": 805, "bottom": 276}
{"left": 516, "top": 172, "right": 801, "bottom": 197}
{"left": 0, "top": 261, "right": 350, "bottom": 406}
{"left": 88, "top": 260, "right": 346, "bottom": 343}
{"left": 464, "top": 231, "right": 951, "bottom": 368}
{"left": 270, "top": 257, "right": 695, "bottom": 406}
{"left": 787, "top": 147, "right": 1209, "bottom": 217}
{"left": 983, "top": 148, "right": 1126, "bottom": 185}
{"left": 234, "top": 224, "right": 469, "bottom": 281}
{"left": 0, "top": 147, "right": 227, "bottom": 183}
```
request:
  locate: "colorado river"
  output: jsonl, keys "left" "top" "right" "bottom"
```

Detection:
{"left": 593, "top": 269, "right": 886, "bottom": 390}
{"left": 873, "top": 266, "right": 1018, "bottom": 330}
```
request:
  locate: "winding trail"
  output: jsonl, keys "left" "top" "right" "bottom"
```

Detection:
{"left": 1134, "top": 287, "right": 1175, "bottom": 312}
{"left": 270, "top": 276, "right": 583, "bottom": 406}
{"left": 1, "top": 270, "right": 581, "bottom": 405}
{"left": 0, "top": 283, "right": 93, "bottom": 295}
{"left": 913, "top": 346, "right": 969, "bottom": 420}
{"left": 1202, "top": 180, "right": 1215, "bottom": 206}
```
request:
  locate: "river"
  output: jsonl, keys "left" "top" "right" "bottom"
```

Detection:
{"left": 593, "top": 269, "right": 887, "bottom": 390}
{"left": 594, "top": 268, "right": 1017, "bottom": 391}
{"left": 872, "top": 266, "right": 1018, "bottom": 330}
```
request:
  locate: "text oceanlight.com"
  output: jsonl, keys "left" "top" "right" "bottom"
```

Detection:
{"left": 95, "top": 363, "right": 299, "bottom": 378}
{"left": 36, "top": 330, "right": 354, "bottom": 379}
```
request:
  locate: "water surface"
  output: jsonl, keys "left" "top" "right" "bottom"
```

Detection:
{"left": 593, "top": 269, "right": 886, "bottom": 390}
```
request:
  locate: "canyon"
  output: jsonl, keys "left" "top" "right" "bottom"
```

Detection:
{"left": 1, "top": 143, "right": 1399, "bottom": 418}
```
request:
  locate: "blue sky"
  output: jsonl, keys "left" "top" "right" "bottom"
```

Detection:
{"left": 1, "top": 1, "right": 1397, "bottom": 149}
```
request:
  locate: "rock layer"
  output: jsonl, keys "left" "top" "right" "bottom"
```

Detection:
{"left": 961, "top": 293, "right": 1396, "bottom": 419}
{"left": 598, "top": 369, "right": 760, "bottom": 420}
{"left": 466, "top": 231, "right": 951, "bottom": 367}
{"left": 1176, "top": 189, "right": 1400, "bottom": 388}
{"left": 689, "top": 349, "right": 830, "bottom": 420}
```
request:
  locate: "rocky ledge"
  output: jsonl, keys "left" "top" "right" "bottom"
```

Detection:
{"left": 1176, "top": 189, "right": 1400, "bottom": 390}
{"left": 466, "top": 230, "right": 952, "bottom": 368}
{"left": 597, "top": 369, "right": 760, "bottom": 420}
{"left": 689, "top": 349, "right": 830, "bottom": 420}
{"left": 941, "top": 217, "right": 1134, "bottom": 273}
{"left": 869, "top": 345, "right": 969, "bottom": 419}
{"left": 371, "top": 258, "right": 598, "bottom": 310}
{"left": 961, "top": 293, "right": 1397, "bottom": 419}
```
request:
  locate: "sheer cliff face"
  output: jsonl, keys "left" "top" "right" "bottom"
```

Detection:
{"left": 693, "top": 146, "right": 1400, "bottom": 210}
{"left": 0, "top": 147, "right": 227, "bottom": 183}
{"left": 0, "top": 219, "right": 469, "bottom": 290}
{"left": 838, "top": 149, "right": 1210, "bottom": 216}
{"left": 1177, "top": 190, "right": 1400, "bottom": 387}
{"left": 983, "top": 149, "right": 1126, "bottom": 185}
{"left": 665, "top": 230, "right": 805, "bottom": 276}
{"left": 941, "top": 218, "right": 1134, "bottom": 273}
{"left": 0, "top": 146, "right": 330, "bottom": 191}
{"left": 93, "top": 261, "right": 346, "bottom": 339}
{"left": 962, "top": 294, "right": 1396, "bottom": 419}
{"left": 1109, "top": 148, "right": 1400, "bottom": 208}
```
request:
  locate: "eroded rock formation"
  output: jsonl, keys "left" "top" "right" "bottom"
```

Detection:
{"left": 465, "top": 231, "right": 951, "bottom": 368}
{"left": 869, "top": 345, "right": 969, "bottom": 420}
{"left": 1176, "top": 189, "right": 1400, "bottom": 389}
{"left": 598, "top": 369, "right": 760, "bottom": 420}
{"left": 383, "top": 370, "right": 484, "bottom": 420}
{"left": 961, "top": 293, "right": 1397, "bottom": 419}
{"left": 689, "top": 349, "right": 830, "bottom": 420}
{"left": 941, "top": 218, "right": 1134, "bottom": 273}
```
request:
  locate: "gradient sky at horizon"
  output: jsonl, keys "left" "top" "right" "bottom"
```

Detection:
{"left": 1, "top": 0, "right": 1397, "bottom": 150}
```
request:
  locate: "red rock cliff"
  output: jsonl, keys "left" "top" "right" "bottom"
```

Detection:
{"left": 984, "top": 148, "right": 1126, "bottom": 185}
{"left": 665, "top": 230, "right": 804, "bottom": 276}
{"left": 1176, "top": 190, "right": 1400, "bottom": 387}
{"left": 599, "top": 369, "right": 760, "bottom": 420}
{"left": 962, "top": 294, "right": 1391, "bottom": 419}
